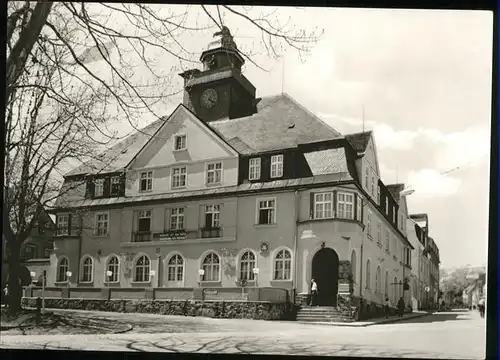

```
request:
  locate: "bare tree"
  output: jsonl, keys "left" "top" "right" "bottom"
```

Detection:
{"left": 4, "top": 3, "right": 322, "bottom": 312}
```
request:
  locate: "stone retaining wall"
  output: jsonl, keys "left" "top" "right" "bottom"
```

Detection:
{"left": 21, "top": 297, "right": 299, "bottom": 321}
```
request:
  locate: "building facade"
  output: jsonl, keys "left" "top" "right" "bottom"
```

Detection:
{"left": 49, "top": 35, "right": 415, "bottom": 308}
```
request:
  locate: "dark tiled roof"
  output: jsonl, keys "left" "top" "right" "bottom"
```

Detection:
{"left": 66, "top": 93, "right": 341, "bottom": 176}
{"left": 303, "top": 148, "right": 352, "bottom": 179}
{"left": 345, "top": 131, "right": 372, "bottom": 154}
{"left": 210, "top": 93, "right": 342, "bottom": 154}
{"left": 386, "top": 183, "right": 405, "bottom": 202}
{"left": 55, "top": 173, "right": 352, "bottom": 210}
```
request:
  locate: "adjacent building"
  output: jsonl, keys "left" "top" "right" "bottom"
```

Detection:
{"left": 48, "top": 32, "right": 415, "bottom": 309}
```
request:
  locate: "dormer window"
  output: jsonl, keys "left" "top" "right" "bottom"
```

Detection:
{"left": 174, "top": 135, "right": 187, "bottom": 151}
{"left": 94, "top": 179, "right": 104, "bottom": 197}
{"left": 111, "top": 176, "right": 120, "bottom": 195}
{"left": 270, "top": 154, "right": 284, "bottom": 178}
{"left": 139, "top": 171, "right": 153, "bottom": 192}
{"left": 249, "top": 158, "right": 261, "bottom": 180}
{"left": 364, "top": 167, "right": 369, "bottom": 188}
{"left": 385, "top": 200, "right": 389, "bottom": 215}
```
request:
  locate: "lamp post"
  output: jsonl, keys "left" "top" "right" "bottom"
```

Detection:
{"left": 66, "top": 271, "right": 72, "bottom": 288}
{"left": 252, "top": 267, "right": 259, "bottom": 288}
{"left": 149, "top": 270, "right": 156, "bottom": 284}
{"left": 198, "top": 269, "right": 205, "bottom": 288}
{"left": 30, "top": 271, "right": 36, "bottom": 286}
{"left": 106, "top": 270, "right": 113, "bottom": 287}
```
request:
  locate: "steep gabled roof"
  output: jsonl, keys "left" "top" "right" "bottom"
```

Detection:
{"left": 345, "top": 131, "right": 372, "bottom": 154}
{"left": 65, "top": 117, "right": 166, "bottom": 177}
{"left": 387, "top": 183, "right": 405, "bottom": 203}
{"left": 210, "top": 93, "right": 342, "bottom": 154}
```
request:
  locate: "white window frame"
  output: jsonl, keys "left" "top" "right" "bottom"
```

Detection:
{"left": 273, "top": 248, "right": 292, "bottom": 281}
{"left": 139, "top": 171, "right": 153, "bottom": 192}
{"left": 314, "top": 192, "right": 334, "bottom": 219}
{"left": 80, "top": 255, "right": 94, "bottom": 283}
{"left": 133, "top": 254, "right": 151, "bottom": 283}
{"left": 57, "top": 257, "right": 69, "bottom": 282}
{"left": 94, "top": 179, "right": 104, "bottom": 197}
{"left": 201, "top": 252, "right": 220, "bottom": 282}
{"left": 167, "top": 253, "right": 184, "bottom": 283}
{"left": 206, "top": 162, "right": 222, "bottom": 185}
{"left": 337, "top": 192, "right": 354, "bottom": 219}
{"left": 173, "top": 134, "right": 187, "bottom": 151}
{"left": 367, "top": 210, "right": 372, "bottom": 237}
{"left": 248, "top": 158, "right": 261, "bottom": 180}
{"left": 270, "top": 154, "right": 284, "bottom": 178}
{"left": 385, "top": 200, "right": 389, "bottom": 215}
{"left": 205, "top": 205, "right": 220, "bottom": 228}
{"left": 239, "top": 250, "right": 256, "bottom": 281}
{"left": 170, "top": 207, "right": 185, "bottom": 230}
{"left": 357, "top": 195, "right": 363, "bottom": 222}
{"left": 105, "top": 255, "right": 120, "bottom": 283}
{"left": 171, "top": 166, "right": 187, "bottom": 189}
{"left": 364, "top": 167, "right": 369, "bottom": 188}
{"left": 371, "top": 174, "right": 375, "bottom": 196}
{"left": 256, "top": 197, "right": 277, "bottom": 225}
{"left": 377, "top": 222, "right": 382, "bottom": 243}
{"left": 94, "top": 212, "right": 109, "bottom": 236}
{"left": 56, "top": 214, "right": 69, "bottom": 236}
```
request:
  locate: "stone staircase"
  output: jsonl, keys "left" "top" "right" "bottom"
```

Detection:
{"left": 296, "top": 306, "right": 353, "bottom": 323}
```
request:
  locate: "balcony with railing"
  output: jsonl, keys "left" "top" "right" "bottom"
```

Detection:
{"left": 200, "top": 227, "right": 222, "bottom": 239}
{"left": 132, "top": 231, "right": 152, "bottom": 242}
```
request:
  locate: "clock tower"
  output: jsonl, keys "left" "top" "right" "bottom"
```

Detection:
{"left": 179, "top": 27, "right": 258, "bottom": 122}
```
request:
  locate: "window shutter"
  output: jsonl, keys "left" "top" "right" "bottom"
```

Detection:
{"left": 355, "top": 196, "right": 359, "bottom": 220}
{"left": 68, "top": 214, "right": 72, "bottom": 236}
{"left": 103, "top": 177, "right": 111, "bottom": 196}
{"left": 85, "top": 177, "right": 94, "bottom": 199}
{"left": 332, "top": 190, "right": 338, "bottom": 218}
{"left": 309, "top": 193, "right": 314, "bottom": 219}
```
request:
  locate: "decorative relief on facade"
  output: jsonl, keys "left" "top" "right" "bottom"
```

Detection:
{"left": 221, "top": 247, "right": 238, "bottom": 276}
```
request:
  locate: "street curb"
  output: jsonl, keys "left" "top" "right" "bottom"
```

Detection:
{"left": 297, "top": 312, "right": 430, "bottom": 327}
{"left": 112, "top": 324, "right": 133, "bottom": 334}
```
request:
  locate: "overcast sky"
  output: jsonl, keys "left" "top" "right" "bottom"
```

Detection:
{"left": 83, "top": 6, "right": 493, "bottom": 269}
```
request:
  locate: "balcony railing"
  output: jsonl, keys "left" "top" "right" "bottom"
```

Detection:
{"left": 200, "top": 227, "right": 222, "bottom": 239}
{"left": 133, "top": 231, "right": 152, "bottom": 242}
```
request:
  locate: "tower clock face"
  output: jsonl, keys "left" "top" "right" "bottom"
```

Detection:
{"left": 200, "top": 88, "right": 218, "bottom": 109}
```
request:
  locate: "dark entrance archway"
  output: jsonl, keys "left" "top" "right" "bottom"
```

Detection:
{"left": 311, "top": 248, "right": 339, "bottom": 306}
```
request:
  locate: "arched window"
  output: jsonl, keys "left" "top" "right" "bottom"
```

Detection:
{"left": 274, "top": 249, "right": 292, "bottom": 280}
{"left": 57, "top": 257, "right": 69, "bottom": 282}
{"left": 239, "top": 251, "right": 256, "bottom": 281}
{"left": 384, "top": 271, "right": 389, "bottom": 297}
{"left": 365, "top": 259, "right": 371, "bottom": 289}
{"left": 106, "top": 256, "right": 120, "bottom": 283}
{"left": 376, "top": 266, "right": 381, "bottom": 293}
{"left": 167, "top": 254, "right": 184, "bottom": 282}
{"left": 80, "top": 256, "right": 93, "bottom": 282}
{"left": 202, "top": 252, "right": 220, "bottom": 282}
{"left": 134, "top": 255, "right": 151, "bottom": 282}
{"left": 350, "top": 250, "right": 357, "bottom": 283}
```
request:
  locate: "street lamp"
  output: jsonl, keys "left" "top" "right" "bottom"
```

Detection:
{"left": 198, "top": 269, "right": 205, "bottom": 288}
{"left": 30, "top": 271, "right": 36, "bottom": 285}
{"left": 400, "top": 188, "right": 415, "bottom": 197}
{"left": 66, "top": 271, "right": 72, "bottom": 288}
{"left": 252, "top": 267, "right": 259, "bottom": 288}
{"left": 106, "top": 270, "right": 113, "bottom": 288}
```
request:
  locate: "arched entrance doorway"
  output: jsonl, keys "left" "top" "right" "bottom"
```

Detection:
{"left": 311, "top": 248, "right": 339, "bottom": 306}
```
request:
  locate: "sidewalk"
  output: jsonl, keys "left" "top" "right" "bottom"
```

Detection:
{"left": 298, "top": 311, "right": 430, "bottom": 327}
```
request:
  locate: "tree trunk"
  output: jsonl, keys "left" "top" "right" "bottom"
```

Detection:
{"left": 6, "top": 2, "right": 53, "bottom": 100}
{"left": 6, "top": 235, "right": 22, "bottom": 314}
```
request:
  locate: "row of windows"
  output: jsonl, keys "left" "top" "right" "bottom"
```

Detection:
{"left": 311, "top": 191, "right": 363, "bottom": 221}
{"left": 56, "top": 249, "right": 294, "bottom": 283}
{"left": 366, "top": 210, "right": 407, "bottom": 259}
{"left": 248, "top": 155, "right": 284, "bottom": 180}
{"left": 364, "top": 258, "right": 403, "bottom": 304}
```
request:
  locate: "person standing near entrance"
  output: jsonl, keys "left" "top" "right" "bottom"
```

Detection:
{"left": 384, "top": 295, "right": 390, "bottom": 319}
{"left": 397, "top": 296, "right": 405, "bottom": 317}
{"left": 310, "top": 278, "right": 318, "bottom": 306}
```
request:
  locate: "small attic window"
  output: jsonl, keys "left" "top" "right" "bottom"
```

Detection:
{"left": 174, "top": 135, "right": 187, "bottom": 151}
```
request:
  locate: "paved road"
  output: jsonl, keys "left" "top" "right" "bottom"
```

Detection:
{"left": 0, "top": 310, "right": 485, "bottom": 358}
